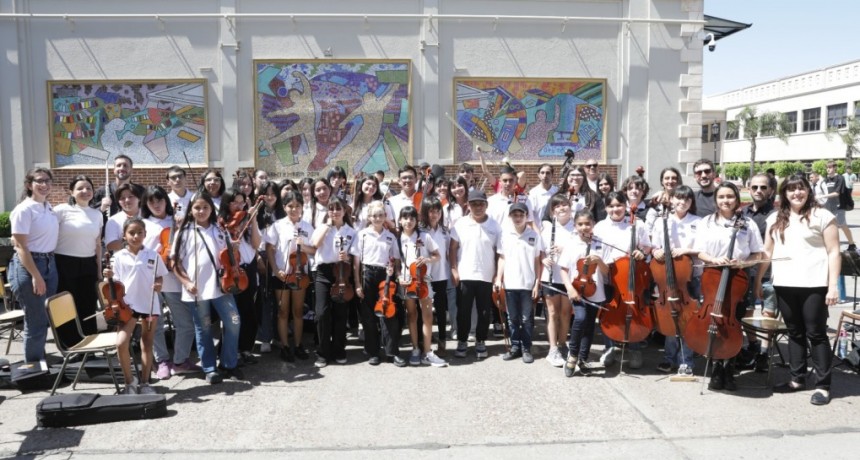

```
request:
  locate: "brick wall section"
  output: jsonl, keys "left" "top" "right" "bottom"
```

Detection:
{"left": 42, "top": 163, "right": 620, "bottom": 205}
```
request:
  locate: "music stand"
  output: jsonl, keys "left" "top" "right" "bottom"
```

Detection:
{"left": 840, "top": 250, "right": 860, "bottom": 309}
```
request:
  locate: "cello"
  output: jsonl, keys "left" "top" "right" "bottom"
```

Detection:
{"left": 330, "top": 235, "right": 355, "bottom": 303}
{"left": 600, "top": 206, "right": 653, "bottom": 344}
{"left": 683, "top": 213, "right": 748, "bottom": 361}
{"left": 649, "top": 204, "right": 697, "bottom": 339}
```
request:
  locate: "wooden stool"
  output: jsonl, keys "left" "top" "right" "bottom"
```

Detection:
{"left": 741, "top": 316, "right": 789, "bottom": 388}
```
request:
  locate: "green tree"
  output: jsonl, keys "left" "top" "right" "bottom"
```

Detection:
{"left": 734, "top": 106, "right": 793, "bottom": 181}
{"left": 826, "top": 116, "right": 860, "bottom": 160}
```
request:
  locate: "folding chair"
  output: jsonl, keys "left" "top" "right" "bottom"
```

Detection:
{"left": 0, "top": 267, "right": 24, "bottom": 354}
{"left": 45, "top": 291, "right": 122, "bottom": 395}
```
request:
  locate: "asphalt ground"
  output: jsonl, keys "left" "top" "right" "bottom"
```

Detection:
{"left": 1, "top": 210, "right": 859, "bottom": 459}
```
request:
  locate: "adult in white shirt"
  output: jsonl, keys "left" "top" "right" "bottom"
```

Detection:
{"left": 166, "top": 165, "right": 193, "bottom": 223}
{"left": 756, "top": 174, "right": 839, "bottom": 406}
{"left": 8, "top": 168, "right": 59, "bottom": 363}
{"left": 388, "top": 165, "right": 420, "bottom": 228}
{"left": 487, "top": 166, "right": 533, "bottom": 230}
{"left": 450, "top": 190, "right": 502, "bottom": 360}
{"left": 54, "top": 175, "right": 103, "bottom": 336}
{"left": 527, "top": 163, "right": 559, "bottom": 232}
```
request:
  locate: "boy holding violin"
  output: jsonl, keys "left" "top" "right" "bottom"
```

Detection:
{"left": 495, "top": 202, "right": 543, "bottom": 363}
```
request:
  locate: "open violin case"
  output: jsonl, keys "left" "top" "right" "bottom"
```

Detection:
{"left": 36, "top": 392, "right": 167, "bottom": 428}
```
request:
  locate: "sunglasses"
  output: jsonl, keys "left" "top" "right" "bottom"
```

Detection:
{"left": 750, "top": 185, "right": 768, "bottom": 191}
{"left": 585, "top": 164, "right": 598, "bottom": 169}
{"left": 694, "top": 168, "right": 713, "bottom": 176}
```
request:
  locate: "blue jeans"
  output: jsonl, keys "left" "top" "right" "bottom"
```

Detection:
{"left": 9, "top": 253, "right": 58, "bottom": 363}
{"left": 159, "top": 291, "right": 198, "bottom": 365}
{"left": 505, "top": 289, "right": 534, "bottom": 351}
{"left": 184, "top": 294, "right": 240, "bottom": 373}
{"left": 569, "top": 300, "right": 598, "bottom": 361}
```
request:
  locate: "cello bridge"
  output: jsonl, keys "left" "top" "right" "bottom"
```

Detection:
{"left": 710, "top": 312, "right": 723, "bottom": 318}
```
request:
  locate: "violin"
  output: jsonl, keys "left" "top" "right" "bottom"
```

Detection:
{"left": 683, "top": 213, "right": 748, "bottom": 361}
{"left": 374, "top": 260, "right": 397, "bottom": 318}
{"left": 412, "top": 166, "right": 433, "bottom": 213}
{"left": 600, "top": 206, "right": 653, "bottom": 344}
{"left": 492, "top": 285, "right": 507, "bottom": 312}
{"left": 218, "top": 214, "right": 249, "bottom": 295}
{"left": 330, "top": 235, "right": 355, "bottom": 303}
{"left": 573, "top": 237, "right": 598, "bottom": 298}
{"left": 649, "top": 204, "right": 697, "bottom": 339}
{"left": 158, "top": 201, "right": 181, "bottom": 270}
{"left": 98, "top": 250, "right": 134, "bottom": 326}
{"left": 405, "top": 235, "right": 429, "bottom": 300}
{"left": 284, "top": 226, "right": 310, "bottom": 290}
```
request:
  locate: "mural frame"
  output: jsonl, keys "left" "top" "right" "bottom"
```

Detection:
{"left": 254, "top": 59, "right": 412, "bottom": 180}
{"left": 452, "top": 77, "right": 607, "bottom": 164}
{"left": 47, "top": 79, "right": 209, "bottom": 168}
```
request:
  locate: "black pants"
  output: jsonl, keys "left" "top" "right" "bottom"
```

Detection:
{"left": 568, "top": 301, "right": 598, "bottom": 361}
{"left": 55, "top": 254, "right": 99, "bottom": 336}
{"left": 315, "top": 264, "right": 348, "bottom": 361}
{"left": 360, "top": 265, "right": 401, "bottom": 358}
{"left": 457, "top": 280, "right": 492, "bottom": 342}
{"left": 431, "top": 280, "right": 449, "bottom": 340}
{"left": 235, "top": 260, "right": 259, "bottom": 353}
{"left": 775, "top": 285, "right": 832, "bottom": 389}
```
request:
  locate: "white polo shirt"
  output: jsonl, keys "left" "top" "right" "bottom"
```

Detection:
{"left": 105, "top": 212, "right": 162, "bottom": 250}
{"left": 487, "top": 192, "right": 532, "bottom": 229}
{"left": 173, "top": 223, "right": 229, "bottom": 302}
{"left": 650, "top": 212, "right": 703, "bottom": 276}
{"left": 265, "top": 218, "right": 314, "bottom": 273}
{"left": 353, "top": 200, "right": 395, "bottom": 231}
{"left": 400, "top": 230, "right": 440, "bottom": 282}
{"left": 693, "top": 214, "right": 763, "bottom": 262}
{"left": 145, "top": 215, "right": 181, "bottom": 293}
{"left": 111, "top": 247, "right": 168, "bottom": 315}
{"left": 451, "top": 216, "right": 501, "bottom": 283}
{"left": 10, "top": 198, "right": 58, "bottom": 253}
{"left": 593, "top": 218, "right": 652, "bottom": 263}
{"left": 388, "top": 191, "right": 418, "bottom": 225}
{"left": 424, "top": 225, "right": 450, "bottom": 282}
{"left": 558, "top": 237, "right": 607, "bottom": 302}
{"left": 312, "top": 223, "right": 357, "bottom": 266}
{"left": 353, "top": 227, "right": 400, "bottom": 268}
{"left": 168, "top": 189, "right": 192, "bottom": 222}
{"left": 444, "top": 202, "right": 468, "bottom": 228}
{"left": 498, "top": 226, "right": 543, "bottom": 290}
{"left": 540, "top": 217, "right": 577, "bottom": 282}
{"left": 528, "top": 184, "right": 559, "bottom": 231}
{"left": 54, "top": 203, "right": 102, "bottom": 258}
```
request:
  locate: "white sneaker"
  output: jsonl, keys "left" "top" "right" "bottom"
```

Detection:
{"left": 259, "top": 342, "right": 272, "bottom": 353}
{"left": 546, "top": 348, "right": 565, "bottom": 367}
{"left": 468, "top": 332, "right": 476, "bottom": 343}
{"left": 629, "top": 350, "right": 643, "bottom": 369}
{"left": 600, "top": 347, "right": 617, "bottom": 367}
{"left": 422, "top": 351, "right": 449, "bottom": 367}
{"left": 138, "top": 384, "right": 157, "bottom": 395}
{"left": 122, "top": 384, "right": 138, "bottom": 395}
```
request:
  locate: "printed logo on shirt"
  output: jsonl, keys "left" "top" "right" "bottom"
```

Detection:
{"left": 147, "top": 258, "right": 156, "bottom": 269}
{"left": 527, "top": 237, "right": 536, "bottom": 246}
{"left": 516, "top": 194, "right": 528, "bottom": 204}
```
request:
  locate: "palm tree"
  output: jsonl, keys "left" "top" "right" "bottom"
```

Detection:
{"left": 734, "top": 106, "right": 792, "bottom": 181}
{"left": 826, "top": 116, "right": 860, "bottom": 160}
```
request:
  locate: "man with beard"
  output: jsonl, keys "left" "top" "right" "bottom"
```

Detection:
{"left": 693, "top": 159, "right": 717, "bottom": 217}
{"left": 91, "top": 154, "right": 146, "bottom": 217}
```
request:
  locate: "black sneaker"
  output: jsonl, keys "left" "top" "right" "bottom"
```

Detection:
{"left": 219, "top": 366, "right": 245, "bottom": 381}
{"left": 723, "top": 365, "right": 737, "bottom": 391}
{"left": 754, "top": 353, "right": 769, "bottom": 373}
{"left": 810, "top": 390, "right": 831, "bottom": 405}
{"left": 564, "top": 356, "right": 577, "bottom": 378}
{"left": 392, "top": 355, "right": 407, "bottom": 368}
{"left": 294, "top": 346, "right": 310, "bottom": 360}
{"left": 240, "top": 351, "right": 258, "bottom": 365}
{"left": 578, "top": 361, "right": 593, "bottom": 376}
{"left": 368, "top": 356, "right": 381, "bottom": 366}
{"left": 205, "top": 371, "right": 223, "bottom": 384}
{"left": 280, "top": 347, "right": 295, "bottom": 363}
{"left": 314, "top": 357, "right": 328, "bottom": 368}
{"left": 656, "top": 362, "right": 674, "bottom": 374}
{"left": 708, "top": 364, "right": 724, "bottom": 390}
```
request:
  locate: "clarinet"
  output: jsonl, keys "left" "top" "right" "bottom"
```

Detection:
{"left": 548, "top": 217, "right": 557, "bottom": 285}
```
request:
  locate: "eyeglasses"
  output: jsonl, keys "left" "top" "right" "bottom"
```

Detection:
{"left": 585, "top": 164, "right": 598, "bottom": 169}
{"left": 32, "top": 178, "right": 53, "bottom": 185}
{"left": 694, "top": 168, "right": 713, "bottom": 176}
{"left": 750, "top": 185, "right": 768, "bottom": 191}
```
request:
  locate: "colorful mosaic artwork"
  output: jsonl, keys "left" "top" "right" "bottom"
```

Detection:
{"left": 48, "top": 80, "right": 207, "bottom": 167}
{"left": 453, "top": 78, "right": 606, "bottom": 163}
{"left": 255, "top": 60, "right": 411, "bottom": 179}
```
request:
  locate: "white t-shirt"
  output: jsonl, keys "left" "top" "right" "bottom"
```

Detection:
{"left": 540, "top": 218, "right": 577, "bottom": 282}
{"left": 173, "top": 223, "right": 229, "bottom": 302}
{"left": 451, "top": 216, "right": 502, "bottom": 283}
{"left": 593, "top": 218, "right": 652, "bottom": 263}
{"left": 487, "top": 193, "right": 532, "bottom": 229}
{"left": 10, "top": 198, "right": 58, "bottom": 253}
{"left": 105, "top": 212, "right": 162, "bottom": 250}
{"left": 311, "top": 224, "right": 357, "bottom": 266}
{"left": 424, "top": 226, "right": 450, "bottom": 282}
{"left": 54, "top": 203, "right": 102, "bottom": 258}
{"left": 353, "top": 227, "right": 400, "bottom": 268}
{"left": 388, "top": 191, "right": 417, "bottom": 225}
{"left": 650, "top": 212, "right": 703, "bottom": 276}
{"left": 353, "top": 200, "right": 395, "bottom": 231}
{"left": 498, "top": 226, "right": 543, "bottom": 290}
{"left": 399, "top": 230, "right": 440, "bottom": 283}
{"left": 110, "top": 247, "right": 168, "bottom": 315}
{"left": 168, "top": 189, "right": 193, "bottom": 222}
{"left": 444, "top": 202, "right": 468, "bottom": 229}
{"left": 558, "top": 238, "right": 607, "bottom": 302}
{"left": 265, "top": 218, "right": 314, "bottom": 273}
{"left": 767, "top": 208, "right": 835, "bottom": 288}
{"left": 693, "top": 214, "right": 763, "bottom": 262}
{"left": 527, "top": 184, "right": 559, "bottom": 231}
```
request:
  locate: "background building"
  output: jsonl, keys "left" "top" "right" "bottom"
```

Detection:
{"left": 0, "top": 0, "right": 708, "bottom": 209}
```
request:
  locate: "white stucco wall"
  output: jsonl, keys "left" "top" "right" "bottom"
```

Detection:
{"left": 0, "top": 0, "right": 704, "bottom": 210}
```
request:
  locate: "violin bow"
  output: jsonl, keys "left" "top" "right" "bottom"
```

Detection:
{"left": 539, "top": 283, "right": 607, "bottom": 311}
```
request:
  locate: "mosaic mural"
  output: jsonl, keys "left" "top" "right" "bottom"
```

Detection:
{"left": 255, "top": 60, "right": 411, "bottom": 178}
{"left": 453, "top": 78, "right": 606, "bottom": 163}
{"left": 48, "top": 80, "right": 207, "bottom": 167}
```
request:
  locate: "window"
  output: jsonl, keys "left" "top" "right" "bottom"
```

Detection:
{"left": 827, "top": 103, "right": 848, "bottom": 128}
{"left": 784, "top": 111, "right": 797, "bottom": 133}
{"left": 802, "top": 107, "right": 821, "bottom": 132}
{"left": 854, "top": 101, "right": 860, "bottom": 118}
{"left": 701, "top": 125, "right": 709, "bottom": 143}
{"left": 725, "top": 120, "right": 739, "bottom": 140}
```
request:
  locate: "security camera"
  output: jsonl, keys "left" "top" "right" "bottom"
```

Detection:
{"left": 705, "top": 33, "right": 716, "bottom": 52}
